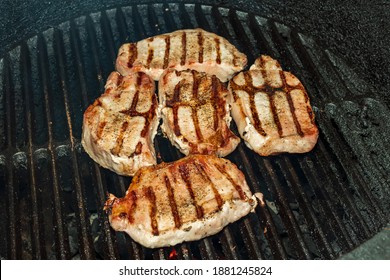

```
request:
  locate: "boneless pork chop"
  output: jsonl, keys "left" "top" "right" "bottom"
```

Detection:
{"left": 104, "top": 154, "right": 262, "bottom": 248}
{"left": 82, "top": 71, "right": 159, "bottom": 176}
{"left": 228, "top": 55, "right": 319, "bottom": 156}
{"left": 159, "top": 69, "right": 240, "bottom": 157}
{"left": 116, "top": 28, "right": 247, "bottom": 82}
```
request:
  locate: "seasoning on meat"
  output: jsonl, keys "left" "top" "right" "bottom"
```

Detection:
{"left": 228, "top": 55, "right": 319, "bottom": 155}
{"left": 104, "top": 154, "right": 261, "bottom": 248}
{"left": 116, "top": 28, "right": 247, "bottom": 82}
{"left": 82, "top": 71, "right": 159, "bottom": 176}
{"left": 159, "top": 69, "right": 240, "bottom": 157}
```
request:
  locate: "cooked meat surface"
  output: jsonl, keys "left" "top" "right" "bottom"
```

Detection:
{"left": 104, "top": 154, "right": 260, "bottom": 248}
{"left": 159, "top": 69, "right": 240, "bottom": 157}
{"left": 228, "top": 55, "right": 319, "bottom": 156}
{"left": 82, "top": 71, "right": 159, "bottom": 176}
{"left": 116, "top": 28, "right": 247, "bottom": 82}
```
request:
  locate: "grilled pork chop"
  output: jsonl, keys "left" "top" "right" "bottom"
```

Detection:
{"left": 228, "top": 55, "right": 319, "bottom": 155}
{"left": 116, "top": 28, "right": 247, "bottom": 82}
{"left": 104, "top": 154, "right": 261, "bottom": 248}
{"left": 82, "top": 71, "right": 159, "bottom": 176}
{"left": 159, "top": 69, "right": 240, "bottom": 157}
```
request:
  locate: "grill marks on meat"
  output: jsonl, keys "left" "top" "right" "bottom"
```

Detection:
{"left": 116, "top": 29, "right": 247, "bottom": 82}
{"left": 229, "top": 55, "right": 319, "bottom": 155}
{"left": 159, "top": 69, "right": 240, "bottom": 157}
{"left": 104, "top": 155, "right": 258, "bottom": 248}
{"left": 82, "top": 71, "right": 159, "bottom": 176}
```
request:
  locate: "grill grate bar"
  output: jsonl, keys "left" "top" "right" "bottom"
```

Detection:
{"left": 71, "top": 17, "right": 119, "bottom": 259}
{"left": 239, "top": 218, "right": 265, "bottom": 259}
{"left": 314, "top": 139, "right": 372, "bottom": 239}
{"left": 37, "top": 32, "right": 71, "bottom": 259}
{"left": 261, "top": 158, "right": 312, "bottom": 259}
{"left": 199, "top": 238, "right": 218, "bottom": 259}
{"left": 53, "top": 27, "right": 96, "bottom": 259}
{"left": 3, "top": 56, "right": 18, "bottom": 259}
{"left": 276, "top": 157, "right": 334, "bottom": 259}
{"left": 220, "top": 227, "right": 240, "bottom": 260}
{"left": 297, "top": 156, "right": 356, "bottom": 250}
{"left": 100, "top": 11, "right": 118, "bottom": 65}
{"left": 236, "top": 147, "right": 288, "bottom": 259}
{"left": 248, "top": 15, "right": 280, "bottom": 58}
{"left": 176, "top": 3, "right": 195, "bottom": 29}
{"left": 316, "top": 108, "right": 386, "bottom": 229}
{"left": 21, "top": 42, "right": 45, "bottom": 259}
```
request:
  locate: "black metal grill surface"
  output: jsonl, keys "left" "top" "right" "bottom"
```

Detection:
{"left": 0, "top": 3, "right": 389, "bottom": 260}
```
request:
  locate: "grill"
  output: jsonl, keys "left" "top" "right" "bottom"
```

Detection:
{"left": 1, "top": 3, "right": 389, "bottom": 260}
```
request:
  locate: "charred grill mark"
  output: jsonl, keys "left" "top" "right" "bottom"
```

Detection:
{"left": 96, "top": 121, "right": 107, "bottom": 140}
{"left": 146, "top": 46, "right": 154, "bottom": 69}
{"left": 178, "top": 164, "right": 204, "bottom": 219}
{"left": 214, "top": 163, "right": 247, "bottom": 200}
{"left": 169, "top": 81, "right": 182, "bottom": 137}
{"left": 173, "top": 106, "right": 181, "bottom": 137}
{"left": 141, "top": 95, "right": 158, "bottom": 137}
{"left": 128, "top": 190, "right": 137, "bottom": 223}
{"left": 181, "top": 32, "right": 187, "bottom": 66}
{"left": 164, "top": 176, "right": 181, "bottom": 229}
{"left": 280, "top": 71, "right": 304, "bottom": 137}
{"left": 192, "top": 71, "right": 200, "bottom": 99}
{"left": 194, "top": 162, "right": 223, "bottom": 210}
{"left": 307, "top": 105, "right": 315, "bottom": 124}
{"left": 269, "top": 93, "right": 283, "bottom": 137}
{"left": 129, "top": 89, "right": 140, "bottom": 113}
{"left": 116, "top": 74, "right": 124, "bottom": 87}
{"left": 145, "top": 187, "right": 159, "bottom": 236}
{"left": 163, "top": 36, "right": 170, "bottom": 69}
{"left": 214, "top": 38, "right": 221, "bottom": 64}
{"left": 244, "top": 72, "right": 267, "bottom": 137}
{"left": 192, "top": 72, "right": 203, "bottom": 142}
{"left": 211, "top": 76, "right": 220, "bottom": 131}
{"left": 197, "top": 31, "right": 204, "bottom": 63}
{"left": 249, "top": 98, "right": 266, "bottom": 136}
{"left": 134, "top": 142, "right": 143, "bottom": 155}
{"left": 127, "top": 43, "right": 138, "bottom": 68}
{"left": 110, "top": 121, "right": 129, "bottom": 156}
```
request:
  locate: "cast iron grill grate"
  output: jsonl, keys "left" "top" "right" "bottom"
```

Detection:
{"left": 0, "top": 3, "right": 389, "bottom": 260}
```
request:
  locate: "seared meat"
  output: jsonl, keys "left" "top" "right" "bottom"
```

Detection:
{"left": 159, "top": 69, "right": 240, "bottom": 157}
{"left": 116, "top": 28, "right": 247, "bottom": 82}
{"left": 104, "top": 154, "right": 261, "bottom": 248}
{"left": 82, "top": 71, "right": 159, "bottom": 176}
{"left": 228, "top": 55, "right": 319, "bottom": 155}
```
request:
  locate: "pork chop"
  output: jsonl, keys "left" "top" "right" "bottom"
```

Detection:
{"left": 228, "top": 55, "right": 319, "bottom": 156}
{"left": 104, "top": 154, "right": 262, "bottom": 248}
{"left": 116, "top": 28, "right": 247, "bottom": 82}
{"left": 159, "top": 69, "right": 240, "bottom": 157}
{"left": 82, "top": 71, "right": 159, "bottom": 176}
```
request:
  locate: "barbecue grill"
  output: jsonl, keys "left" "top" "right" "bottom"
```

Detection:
{"left": 1, "top": 0, "right": 389, "bottom": 260}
